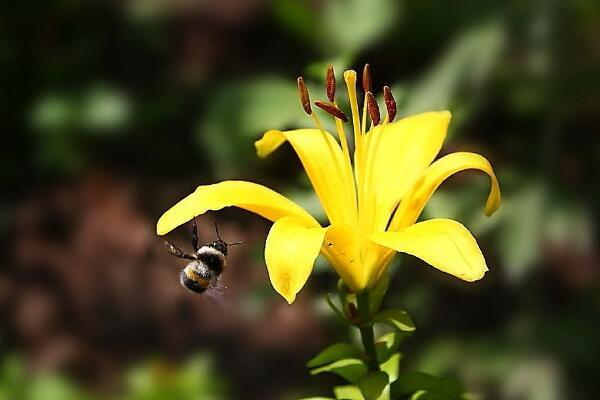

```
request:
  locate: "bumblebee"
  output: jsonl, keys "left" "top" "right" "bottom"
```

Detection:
{"left": 164, "top": 219, "right": 240, "bottom": 294}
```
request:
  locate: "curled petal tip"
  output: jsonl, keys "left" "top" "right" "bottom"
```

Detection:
{"left": 371, "top": 219, "right": 488, "bottom": 283}
{"left": 283, "top": 293, "right": 296, "bottom": 304}
{"left": 441, "top": 110, "right": 452, "bottom": 123}
{"left": 255, "top": 130, "right": 287, "bottom": 159}
{"left": 265, "top": 217, "right": 325, "bottom": 305}
{"left": 156, "top": 216, "right": 173, "bottom": 236}
{"left": 463, "top": 266, "right": 488, "bottom": 282}
{"left": 485, "top": 196, "right": 502, "bottom": 217}
{"left": 254, "top": 139, "right": 267, "bottom": 158}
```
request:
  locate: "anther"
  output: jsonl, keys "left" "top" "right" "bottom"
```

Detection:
{"left": 383, "top": 86, "right": 397, "bottom": 122}
{"left": 362, "top": 64, "right": 372, "bottom": 94}
{"left": 366, "top": 91, "right": 380, "bottom": 125}
{"left": 326, "top": 65, "right": 336, "bottom": 102}
{"left": 314, "top": 101, "right": 349, "bottom": 122}
{"left": 297, "top": 77, "right": 312, "bottom": 115}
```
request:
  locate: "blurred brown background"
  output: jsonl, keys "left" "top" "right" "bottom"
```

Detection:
{"left": 1, "top": 0, "right": 599, "bottom": 399}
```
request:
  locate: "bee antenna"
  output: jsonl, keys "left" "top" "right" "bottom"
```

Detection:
{"left": 214, "top": 222, "right": 223, "bottom": 241}
{"left": 214, "top": 222, "right": 242, "bottom": 247}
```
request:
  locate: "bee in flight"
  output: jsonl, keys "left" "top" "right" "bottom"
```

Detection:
{"left": 164, "top": 219, "right": 241, "bottom": 295}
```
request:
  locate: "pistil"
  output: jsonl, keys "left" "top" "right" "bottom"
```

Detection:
{"left": 343, "top": 70, "right": 362, "bottom": 154}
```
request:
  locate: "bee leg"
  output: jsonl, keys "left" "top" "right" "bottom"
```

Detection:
{"left": 164, "top": 240, "right": 197, "bottom": 260}
{"left": 192, "top": 217, "right": 199, "bottom": 252}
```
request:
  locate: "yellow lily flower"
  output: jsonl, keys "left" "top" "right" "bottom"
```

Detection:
{"left": 157, "top": 65, "right": 501, "bottom": 304}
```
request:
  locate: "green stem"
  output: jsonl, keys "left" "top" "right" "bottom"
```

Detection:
{"left": 356, "top": 292, "right": 379, "bottom": 372}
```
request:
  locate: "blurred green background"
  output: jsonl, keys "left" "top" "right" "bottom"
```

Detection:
{"left": 1, "top": 0, "right": 599, "bottom": 399}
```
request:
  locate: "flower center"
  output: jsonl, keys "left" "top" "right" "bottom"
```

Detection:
{"left": 296, "top": 65, "right": 399, "bottom": 272}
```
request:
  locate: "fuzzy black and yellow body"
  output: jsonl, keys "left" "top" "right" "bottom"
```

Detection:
{"left": 179, "top": 243, "right": 227, "bottom": 293}
{"left": 164, "top": 220, "right": 239, "bottom": 295}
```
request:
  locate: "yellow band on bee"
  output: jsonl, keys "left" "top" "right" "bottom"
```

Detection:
{"left": 186, "top": 269, "right": 209, "bottom": 288}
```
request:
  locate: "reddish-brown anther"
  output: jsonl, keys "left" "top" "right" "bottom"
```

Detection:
{"left": 366, "top": 91, "right": 380, "bottom": 126}
{"left": 383, "top": 85, "right": 397, "bottom": 122}
{"left": 297, "top": 76, "right": 312, "bottom": 115}
{"left": 315, "top": 101, "right": 349, "bottom": 122}
{"left": 362, "top": 64, "right": 372, "bottom": 94}
{"left": 326, "top": 65, "right": 336, "bottom": 102}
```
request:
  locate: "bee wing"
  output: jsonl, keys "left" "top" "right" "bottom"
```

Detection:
{"left": 203, "top": 277, "right": 230, "bottom": 307}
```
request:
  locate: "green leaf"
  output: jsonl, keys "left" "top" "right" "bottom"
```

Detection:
{"left": 380, "top": 353, "right": 401, "bottom": 383}
{"left": 375, "top": 332, "right": 405, "bottom": 363}
{"left": 334, "top": 385, "right": 365, "bottom": 400}
{"left": 0, "top": 356, "right": 27, "bottom": 399}
{"left": 358, "top": 372, "right": 389, "bottom": 400}
{"left": 410, "top": 391, "right": 437, "bottom": 400}
{"left": 323, "top": 0, "right": 400, "bottom": 55}
{"left": 337, "top": 279, "right": 351, "bottom": 304}
{"left": 197, "top": 77, "right": 305, "bottom": 177}
{"left": 496, "top": 182, "right": 546, "bottom": 281}
{"left": 28, "top": 375, "right": 88, "bottom": 400}
{"left": 307, "top": 343, "right": 363, "bottom": 368}
{"left": 373, "top": 309, "right": 416, "bottom": 333}
{"left": 123, "top": 354, "right": 227, "bottom": 399}
{"left": 80, "top": 85, "right": 130, "bottom": 132}
{"left": 376, "top": 332, "right": 397, "bottom": 348}
{"left": 391, "top": 372, "right": 464, "bottom": 399}
{"left": 368, "top": 272, "right": 390, "bottom": 314}
{"left": 298, "top": 397, "right": 335, "bottom": 400}
{"left": 326, "top": 293, "right": 347, "bottom": 321}
{"left": 337, "top": 279, "right": 358, "bottom": 322}
{"left": 31, "top": 93, "right": 76, "bottom": 132}
{"left": 310, "top": 359, "right": 368, "bottom": 384}
{"left": 270, "top": 0, "right": 318, "bottom": 44}
{"left": 305, "top": 56, "right": 354, "bottom": 81}
{"left": 400, "top": 20, "right": 505, "bottom": 118}
{"left": 32, "top": 85, "right": 130, "bottom": 134}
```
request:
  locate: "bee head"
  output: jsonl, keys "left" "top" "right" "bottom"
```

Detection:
{"left": 211, "top": 223, "right": 242, "bottom": 256}
{"left": 209, "top": 239, "right": 228, "bottom": 255}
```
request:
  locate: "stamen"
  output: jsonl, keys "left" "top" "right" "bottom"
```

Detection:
{"left": 362, "top": 64, "right": 372, "bottom": 94}
{"left": 297, "top": 77, "right": 312, "bottom": 115}
{"left": 315, "top": 101, "right": 349, "bottom": 122}
{"left": 383, "top": 86, "right": 397, "bottom": 122}
{"left": 326, "top": 65, "right": 336, "bottom": 102}
{"left": 360, "top": 64, "right": 372, "bottom": 134}
{"left": 366, "top": 91, "right": 380, "bottom": 126}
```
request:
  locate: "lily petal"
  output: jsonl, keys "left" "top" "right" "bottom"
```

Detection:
{"left": 256, "top": 129, "right": 357, "bottom": 226}
{"left": 371, "top": 219, "right": 488, "bottom": 282}
{"left": 390, "top": 152, "right": 501, "bottom": 230}
{"left": 265, "top": 217, "right": 326, "bottom": 303}
{"left": 157, "top": 180, "right": 318, "bottom": 235}
{"left": 322, "top": 224, "right": 365, "bottom": 292}
{"left": 364, "top": 111, "right": 451, "bottom": 231}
